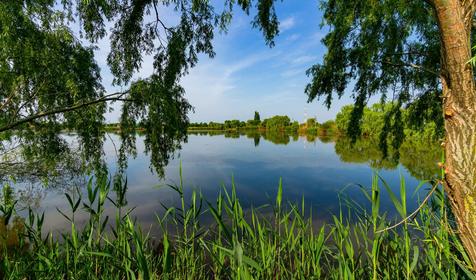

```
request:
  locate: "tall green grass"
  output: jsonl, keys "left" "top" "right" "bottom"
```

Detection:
{"left": 0, "top": 170, "right": 475, "bottom": 279}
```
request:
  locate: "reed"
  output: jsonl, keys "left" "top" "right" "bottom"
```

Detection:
{"left": 0, "top": 170, "right": 475, "bottom": 279}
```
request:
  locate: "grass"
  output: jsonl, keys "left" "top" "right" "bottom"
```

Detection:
{"left": 0, "top": 168, "right": 475, "bottom": 279}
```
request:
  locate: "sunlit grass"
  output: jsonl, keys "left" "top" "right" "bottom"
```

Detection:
{"left": 0, "top": 169, "right": 475, "bottom": 279}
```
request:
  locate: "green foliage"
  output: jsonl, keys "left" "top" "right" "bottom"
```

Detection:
{"left": 318, "top": 120, "right": 337, "bottom": 135}
{"left": 1, "top": 173, "right": 475, "bottom": 279}
{"left": 0, "top": 184, "right": 16, "bottom": 226}
{"left": 262, "top": 115, "right": 291, "bottom": 131}
{"left": 290, "top": 121, "right": 300, "bottom": 132}
{"left": 336, "top": 104, "right": 387, "bottom": 137}
{"left": 0, "top": 0, "right": 283, "bottom": 178}
{"left": 306, "top": 118, "right": 317, "bottom": 128}
{"left": 246, "top": 111, "right": 262, "bottom": 127}
{"left": 335, "top": 103, "right": 443, "bottom": 143}
{"left": 209, "top": 122, "right": 225, "bottom": 130}
{"left": 224, "top": 120, "right": 245, "bottom": 129}
{"left": 254, "top": 111, "right": 261, "bottom": 123}
{"left": 247, "top": 119, "right": 260, "bottom": 127}
{"left": 189, "top": 114, "right": 300, "bottom": 131}
{"left": 0, "top": 1, "right": 106, "bottom": 169}
{"left": 304, "top": 0, "right": 442, "bottom": 148}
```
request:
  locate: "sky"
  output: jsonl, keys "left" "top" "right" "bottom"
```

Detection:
{"left": 91, "top": 1, "right": 358, "bottom": 123}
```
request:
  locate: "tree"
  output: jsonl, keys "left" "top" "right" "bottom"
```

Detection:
{"left": 319, "top": 120, "right": 336, "bottom": 135}
{"left": 335, "top": 103, "right": 440, "bottom": 139}
{"left": 262, "top": 115, "right": 291, "bottom": 131}
{"left": 5, "top": 0, "right": 476, "bottom": 266}
{"left": 300, "top": 0, "right": 476, "bottom": 265}
{"left": 254, "top": 111, "right": 261, "bottom": 123}
{"left": 0, "top": 0, "right": 278, "bottom": 176}
{"left": 290, "top": 121, "right": 300, "bottom": 132}
{"left": 306, "top": 118, "right": 317, "bottom": 128}
{"left": 247, "top": 111, "right": 261, "bottom": 126}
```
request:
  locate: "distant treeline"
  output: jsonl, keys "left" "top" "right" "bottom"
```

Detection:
{"left": 103, "top": 123, "right": 145, "bottom": 132}
{"left": 104, "top": 104, "right": 441, "bottom": 140}
{"left": 188, "top": 111, "right": 338, "bottom": 135}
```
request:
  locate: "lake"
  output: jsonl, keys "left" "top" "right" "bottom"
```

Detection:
{"left": 12, "top": 131, "right": 441, "bottom": 236}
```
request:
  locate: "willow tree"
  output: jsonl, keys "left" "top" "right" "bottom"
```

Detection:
{"left": 0, "top": 0, "right": 277, "bottom": 176}
{"left": 301, "top": 0, "right": 476, "bottom": 265}
{"left": 3, "top": 0, "right": 476, "bottom": 265}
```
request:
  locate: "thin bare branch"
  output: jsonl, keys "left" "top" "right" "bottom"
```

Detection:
{"left": 0, "top": 92, "right": 133, "bottom": 133}
{"left": 382, "top": 60, "right": 441, "bottom": 77}
{"left": 376, "top": 180, "right": 441, "bottom": 234}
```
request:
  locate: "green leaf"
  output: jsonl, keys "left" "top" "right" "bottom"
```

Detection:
{"left": 276, "top": 177, "right": 283, "bottom": 210}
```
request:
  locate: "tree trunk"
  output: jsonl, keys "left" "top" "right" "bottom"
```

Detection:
{"left": 434, "top": 0, "right": 476, "bottom": 267}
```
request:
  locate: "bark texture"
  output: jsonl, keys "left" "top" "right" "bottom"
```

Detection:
{"left": 434, "top": 0, "right": 476, "bottom": 267}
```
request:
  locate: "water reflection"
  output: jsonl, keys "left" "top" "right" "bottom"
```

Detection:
{"left": 5, "top": 130, "right": 440, "bottom": 234}
{"left": 188, "top": 130, "right": 440, "bottom": 181}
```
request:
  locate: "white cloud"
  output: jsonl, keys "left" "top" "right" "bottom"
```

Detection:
{"left": 92, "top": 4, "right": 344, "bottom": 124}
{"left": 281, "top": 68, "right": 305, "bottom": 78}
{"left": 223, "top": 53, "right": 272, "bottom": 78}
{"left": 285, "top": 34, "right": 301, "bottom": 42}
{"left": 181, "top": 51, "right": 280, "bottom": 121}
{"left": 280, "top": 16, "right": 295, "bottom": 32}
{"left": 291, "top": 55, "right": 317, "bottom": 65}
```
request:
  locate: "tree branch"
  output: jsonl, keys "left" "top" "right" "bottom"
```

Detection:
{"left": 382, "top": 60, "right": 441, "bottom": 77}
{"left": 152, "top": 0, "right": 172, "bottom": 34}
{"left": 0, "top": 92, "right": 132, "bottom": 133}
{"left": 0, "top": 91, "right": 18, "bottom": 111}
{"left": 376, "top": 180, "right": 441, "bottom": 233}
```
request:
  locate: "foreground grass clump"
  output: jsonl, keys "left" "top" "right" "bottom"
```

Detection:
{"left": 0, "top": 173, "right": 475, "bottom": 279}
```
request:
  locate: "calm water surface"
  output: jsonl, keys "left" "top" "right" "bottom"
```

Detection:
{"left": 22, "top": 132, "right": 439, "bottom": 235}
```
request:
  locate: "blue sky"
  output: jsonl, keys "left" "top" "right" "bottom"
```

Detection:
{"left": 93, "top": 1, "right": 358, "bottom": 123}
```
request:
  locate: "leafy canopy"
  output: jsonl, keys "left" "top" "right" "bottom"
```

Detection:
{"left": 0, "top": 0, "right": 281, "bottom": 177}
{"left": 1, "top": 0, "right": 445, "bottom": 176}
{"left": 305, "top": 0, "right": 444, "bottom": 151}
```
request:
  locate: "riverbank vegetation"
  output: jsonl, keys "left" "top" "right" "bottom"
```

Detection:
{"left": 187, "top": 113, "right": 332, "bottom": 135}
{"left": 185, "top": 103, "right": 440, "bottom": 142}
{"left": 100, "top": 104, "right": 442, "bottom": 147}
{"left": 1, "top": 173, "right": 475, "bottom": 279}
{"left": 3, "top": 0, "right": 476, "bottom": 276}
{"left": 335, "top": 104, "right": 442, "bottom": 141}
